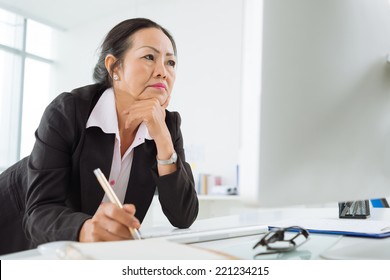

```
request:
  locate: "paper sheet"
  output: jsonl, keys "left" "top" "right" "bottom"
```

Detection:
{"left": 69, "top": 238, "right": 234, "bottom": 260}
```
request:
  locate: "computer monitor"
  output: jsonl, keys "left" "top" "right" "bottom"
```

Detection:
{"left": 239, "top": 0, "right": 390, "bottom": 207}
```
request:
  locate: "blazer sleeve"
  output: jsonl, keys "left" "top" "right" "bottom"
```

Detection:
{"left": 23, "top": 93, "right": 91, "bottom": 246}
{"left": 153, "top": 112, "right": 199, "bottom": 228}
{"left": 0, "top": 157, "right": 33, "bottom": 254}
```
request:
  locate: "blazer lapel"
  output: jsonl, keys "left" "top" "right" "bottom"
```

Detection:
{"left": 124, "top": 139, "right": 157, "bottom": 222}
{"left": 79, "top": 127, "right": 115, "bottom": 215}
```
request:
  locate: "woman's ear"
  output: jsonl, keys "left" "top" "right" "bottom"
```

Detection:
{"left": 105, "top": 54, "right": 118, "bottom": 80}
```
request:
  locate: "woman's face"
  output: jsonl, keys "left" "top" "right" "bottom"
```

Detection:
{"left": 114, "top": 27, "right": 177, "bottom": 106}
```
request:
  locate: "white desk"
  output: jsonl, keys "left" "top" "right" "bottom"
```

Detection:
{"left": 189, "top": 207, "right": 390, "bottom": 260}
{"left": 2, "top": 207, "right": 390, "bottom": 260}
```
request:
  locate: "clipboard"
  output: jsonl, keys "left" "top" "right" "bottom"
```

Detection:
{"left": 270, "top": 218, "right": 390, "bottom": 239}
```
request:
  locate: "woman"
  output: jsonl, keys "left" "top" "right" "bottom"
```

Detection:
{"left": 24, "top": 18, "right": 198, "bottom": 245}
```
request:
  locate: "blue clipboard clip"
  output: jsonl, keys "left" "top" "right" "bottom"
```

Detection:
{"left": 338, "top": 200, "right": 370, "bottom": 219}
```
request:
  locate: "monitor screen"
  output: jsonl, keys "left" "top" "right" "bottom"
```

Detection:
{"left": 239, "top": 0, "right": 390, "bottom": 207}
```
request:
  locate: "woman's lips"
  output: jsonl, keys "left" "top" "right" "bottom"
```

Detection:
{"left": 150, "top": 83, "right": 166, "bottom": 89}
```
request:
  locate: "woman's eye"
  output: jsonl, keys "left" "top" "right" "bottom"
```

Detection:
{"left": 168, "top": 60, "right": 176, "bottom": 67}
{"left": 144, "top": 54, "right": 154, "bottom": 60}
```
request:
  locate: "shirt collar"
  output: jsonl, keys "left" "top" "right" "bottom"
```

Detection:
{"left": 86, "top": 87, "right": 117, "bottom": 134}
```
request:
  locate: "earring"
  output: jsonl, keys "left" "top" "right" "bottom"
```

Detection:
{"left": 113, "top": 74, "right": 119, "bottom": 81}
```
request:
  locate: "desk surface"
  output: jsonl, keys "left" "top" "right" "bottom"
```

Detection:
{"left": 2, "top": 207, "right": 390, "bottom": 260}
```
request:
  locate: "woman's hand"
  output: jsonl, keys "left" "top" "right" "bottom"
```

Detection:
{"left": 122, "top": 96, "right": 170, "bottom": 141}
{"left": 79, "top": 203, "right": 140, "bottom": 242}
{"left": 121, "top": 95, "right": 177, "bottom": 176}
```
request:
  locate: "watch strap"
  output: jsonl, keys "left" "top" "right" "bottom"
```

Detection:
{"left": 156, "top": 151, "right": 177, "bottom": 165}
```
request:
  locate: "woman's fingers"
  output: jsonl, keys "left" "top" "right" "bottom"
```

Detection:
{"left": 79, "top": 203, "right": 140, "bottom": 242}
{"left": 123, "top": 98, "right": 166, "bottom": 132}
{"left": 123, "top": 204, "right": 141, "bottom": 229}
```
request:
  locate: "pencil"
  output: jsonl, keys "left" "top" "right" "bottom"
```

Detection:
{"left": 93, "top": 168, "right": 142, "bottom": 240}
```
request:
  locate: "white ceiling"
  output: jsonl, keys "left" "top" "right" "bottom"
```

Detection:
{"left": 0, "top": 0, "right": 142, "bottom": 30}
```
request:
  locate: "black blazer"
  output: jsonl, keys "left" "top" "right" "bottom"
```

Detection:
{"left": 0, "top": 157, "right": 32, "bottom": 255}
{"left": 24, "top": 83, "right": 198, "bottom": 246}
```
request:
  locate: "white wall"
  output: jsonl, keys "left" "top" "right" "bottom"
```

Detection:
{"left": 54, "top": 0, "right": 244, "bottom": 188}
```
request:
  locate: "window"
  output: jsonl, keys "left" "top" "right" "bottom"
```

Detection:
{"left": 0, "top": 50, "right": 22, "bottom": 169}
{"left": 0, "top": 8, "right": 54, "bottom": 171}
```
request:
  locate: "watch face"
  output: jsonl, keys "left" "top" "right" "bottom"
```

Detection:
{"left": 172, "top": 151, "right": 178, "bottom": 163}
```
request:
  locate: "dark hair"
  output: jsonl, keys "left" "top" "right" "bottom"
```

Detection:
{"left": 93, "top": 18, "right": 177, "bottom": 87}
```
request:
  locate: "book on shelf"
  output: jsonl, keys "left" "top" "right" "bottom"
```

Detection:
{"left": 197, "top": 173, "right": 237, "bottom": 196}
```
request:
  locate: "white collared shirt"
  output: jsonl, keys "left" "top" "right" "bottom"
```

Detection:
{"left": 86, "top": 88, "right": 152, "bottom": 204}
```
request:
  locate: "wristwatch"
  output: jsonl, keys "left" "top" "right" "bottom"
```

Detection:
{"left": 156, "top": 151, "right": 177, "bottom": 165}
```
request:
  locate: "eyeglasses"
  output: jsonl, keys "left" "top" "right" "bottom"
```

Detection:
{"left": 253, "top": 226, "right": 310, "bottom": 257}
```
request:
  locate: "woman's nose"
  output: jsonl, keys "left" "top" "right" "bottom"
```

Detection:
{"left": 154, "top": 60, "right": 167, "bottom": 78}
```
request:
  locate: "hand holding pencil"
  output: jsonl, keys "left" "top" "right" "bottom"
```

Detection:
{"left": 78, "top": 169, "right": 141, "bottom": 242}
{"left": 93, "top": 168, "right": 141, "bottom": 240}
